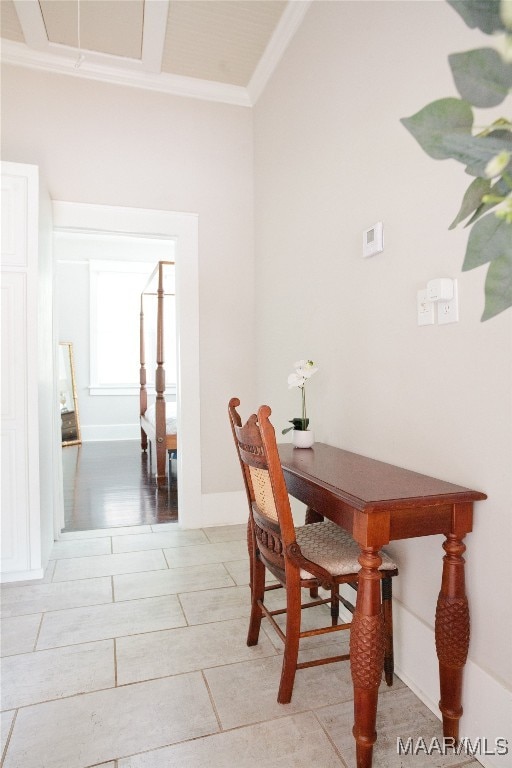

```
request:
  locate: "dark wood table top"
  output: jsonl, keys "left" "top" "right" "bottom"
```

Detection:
{"left": 278, "top": 442, "right": 487, "bottom": 512}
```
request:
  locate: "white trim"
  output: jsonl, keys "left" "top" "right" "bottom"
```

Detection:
{"left": 247, "top": 0, "right": 312, "bottom": 104}
{"left": 193, "top": 491, "right": 247, "bottom": 530}
{"left": 141, "top": 0, "right": 169, "bottom": 74}
{"left": 52, "top": 202, "right": 201, "bottom": 529}
{"left": 1, "top": 39, "right": 252, "bottom": 107}
{"left": 1, "top": 567, "right": 45, "bottom": 584}
{"left": 393, "top": 600, "right": 512, "bottom": 768}
{"left": 12, "top": 0, "right": 48, "bottom": 50}
{"left": 1, "top": 2, "right": 310, "bottom": 108}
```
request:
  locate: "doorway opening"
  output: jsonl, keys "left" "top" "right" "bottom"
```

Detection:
{"left": 52, "top": 202, "right": 201, "bottom": 536}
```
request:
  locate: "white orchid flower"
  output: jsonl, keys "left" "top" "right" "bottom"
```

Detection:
{"left": 283, "top": 359, "right": 319, "bottom": 434}
{"left": 294, "top": 359, "right": 318, "bottom": 379}
{"left": 288, "top": 372, "right": 306, "bottom": 389}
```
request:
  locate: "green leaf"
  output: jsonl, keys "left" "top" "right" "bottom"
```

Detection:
{"left": 441, "top": 133, "right": 512, "bottom": 175}
{"left": 400, "top": 98, "right": 473, "bottom": 160}
{"left": 482, "top": 250, "right": 512, "bottom": 320}
{"left": 449, "top": 177, "right": 491, "bottom": 228}
{"left": 447, "top": 0, "right": 506, "bottom": 34}
{"left": 465, "top": 177, "right": 511, "bottom": 226}
{"left": 463, "top": 213, "right": 512, "bottom": 270}
{"left": 449, "top": 48, "right": 512, "bottom": 107}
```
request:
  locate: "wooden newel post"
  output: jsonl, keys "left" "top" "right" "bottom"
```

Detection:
{"left": 139, "top": 296, "right": 147, "bottom": 451}
{"left": 154, "top": 263, "right": 166, "bottom": 486}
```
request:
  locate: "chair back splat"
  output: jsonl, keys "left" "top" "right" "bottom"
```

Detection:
{"left": 228, "top": 398, "right": 399, "bottom": 705}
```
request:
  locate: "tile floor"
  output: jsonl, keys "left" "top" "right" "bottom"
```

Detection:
{"left": 1, "top": 523, "right": 481, "bottom": 768}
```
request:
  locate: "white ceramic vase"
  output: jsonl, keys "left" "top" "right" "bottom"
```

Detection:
{"left": 292, "top": 429, "right": 314, "bottom": 448}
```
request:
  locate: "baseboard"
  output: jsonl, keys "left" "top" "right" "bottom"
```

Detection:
{"left": 198, "top": 491, "right": 247, "bottom": 529}
{"left": 1, "top": 567, "right": 45, "bottom": 583}
{"left": 393, "top": 600, "right": 512, "bottom": 768}
{"left": 81, "top": 424, "right": 139, "bottom": 442}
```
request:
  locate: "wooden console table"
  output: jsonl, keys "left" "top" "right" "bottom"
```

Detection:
{"left": 279, "top": 442, "right": 486, "bottom": 768}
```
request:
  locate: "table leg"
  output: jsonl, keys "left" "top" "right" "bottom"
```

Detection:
{"left": 350, "top": 547, "right": 385, "bottom": 768}
{"left": 435, "top": 533, "right": 470, "bottom": 741}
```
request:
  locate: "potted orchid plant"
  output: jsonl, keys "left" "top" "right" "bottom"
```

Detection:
{"left": 282, "top": 359, "right": 318, "bottom": 447}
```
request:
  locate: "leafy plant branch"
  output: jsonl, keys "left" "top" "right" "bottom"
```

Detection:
{"left": 401, "top": 0, "right": 512, "bottom": 321}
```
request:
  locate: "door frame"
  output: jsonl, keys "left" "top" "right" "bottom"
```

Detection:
{"left": 52, "top": 202, "right": 201, "bottom": 532}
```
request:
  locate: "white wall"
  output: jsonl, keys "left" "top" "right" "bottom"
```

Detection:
{"left": 254, "top": 1, "right": 511, "bottom": 762}
{"left": 1, "top": 64, "right": 256, "bottom": 497}
{"left": 37, "top": 173, "right": 57, "bottom": 565}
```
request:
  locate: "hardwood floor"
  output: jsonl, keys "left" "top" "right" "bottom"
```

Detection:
{"left": 62, "top": 440, "right": 178, "bottom": 532}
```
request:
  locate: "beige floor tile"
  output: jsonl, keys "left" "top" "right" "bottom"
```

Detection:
{"left": 117, "top": 712, "right": 344, "bottom": 767}
{"left": 203, "top": 524, "right": 247, "bottom": 543}
{"left": 222, "top": 558, "right": 280, "bottom": 588}
{"left": 116, "top": 617, "right": 277, "bottom": 685}
{"left": 113, "top": 562, "right": 234, "bottom": 602}
{"left": 1, "top": 710, "right": 15, "bottom": 760}
{"left": 0, "top": 614, "right": 41, "bottom": 657}
{"left": 316, "top": 687, "right": 478, "bottom": 768}
{"left": 112, "top": 529, "right": 208, "bottom": 554}
{"left": 164, "top": 540, "right": 247, "bottom": 568}
{"left": 1, "top": 640, "right": 114, "bottom": 710}
{"left": 37, "top": 595, "right": 185, "bottom": 649}
{"left": 49, "top": 538, "right": 112, "bottom": 559}
{"left": 262, "top": 600, "right": 350, "bottom": 653}
{"left": 52, "top": 550, "right": 167, "bottom": 581}
{"left": 223, "top": 558, "right": 250, "bottom": 585}
{"left": 179, "top": 584, "right": 251, "bottom": 624}
{"left": 2, "top": 673, "right": 219, "bottom": 768}
{"left": 0, "top": 577, "right": 112, "bottom": 618}
{"left": 204, "top": 644, "right": 358, "bottom": 730}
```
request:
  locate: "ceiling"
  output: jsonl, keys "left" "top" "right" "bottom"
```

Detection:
{"left": 0, "top": 0, "right": 311, "bottom": 106}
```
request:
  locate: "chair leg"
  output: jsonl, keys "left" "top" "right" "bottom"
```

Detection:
{"left": 331, "top": 584, "right": 340, "bottom": 626}
{"left": 382, "top": 576, "right": 394, "bottom": 686}
{"left": 278, "top": 570, "right": 301, "bottom": 704}
{"left": 247, "top": 552, "right": 265, "bottom": 647}
{"left": 305, "top": 507, "right": 324, "bottom": 598}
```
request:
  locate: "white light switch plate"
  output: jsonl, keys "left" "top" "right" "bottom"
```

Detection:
{"left": 417, "top": 289, "right": 434, "bottom": 326}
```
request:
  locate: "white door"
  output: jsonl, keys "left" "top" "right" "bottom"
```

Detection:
{"left": 1, "top": 162, "right": 43, "bottom": 579}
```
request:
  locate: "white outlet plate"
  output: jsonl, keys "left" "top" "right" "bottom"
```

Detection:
{"left": 437, "top": 279, "right": 459, "bottom": 324}
{"left": 417, "top": 289, "right": 435, "bottom": 326}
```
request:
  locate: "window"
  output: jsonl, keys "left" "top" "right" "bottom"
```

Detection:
{"left": 89, "top": 260, "right": 176, "bottom": 395}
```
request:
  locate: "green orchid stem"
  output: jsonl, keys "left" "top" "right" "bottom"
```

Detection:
{"left": 301, "top": 385, "right": 306, "bottom": 429}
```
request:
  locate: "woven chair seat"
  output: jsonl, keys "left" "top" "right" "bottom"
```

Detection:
{"left": 295, "top": 520, "right": 397, "bottom": 579}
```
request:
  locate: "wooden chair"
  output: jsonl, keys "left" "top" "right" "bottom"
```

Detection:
{"left": 228, "top": 398, "right": 399, "bottom": 704}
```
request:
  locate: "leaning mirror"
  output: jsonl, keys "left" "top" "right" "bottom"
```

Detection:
{"left": 59, "top": 342, "right": 81, "bottom": 446}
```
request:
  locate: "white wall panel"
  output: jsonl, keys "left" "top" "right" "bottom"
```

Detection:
{"left": 1, "top": 162, "right": 43, "bottom": 580}
{"left": 1, "top": 174, "right": 28, "bottom": 267}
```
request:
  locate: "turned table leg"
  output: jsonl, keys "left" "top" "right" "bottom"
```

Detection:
{"left": 435, "top": 533, "right": 470, "bottom": 741}
{"left": 350, "top": 547, "right": 385, "bottom": 768}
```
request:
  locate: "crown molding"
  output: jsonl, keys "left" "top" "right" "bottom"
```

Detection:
{"left": 248, "top": 0, "right": 312, "bottom": 105}
{"left": 0, "top": 40, "right": 252, "bottom": 106}
{"left": 1, "top": 0, "right": 311, "bottom": 108}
